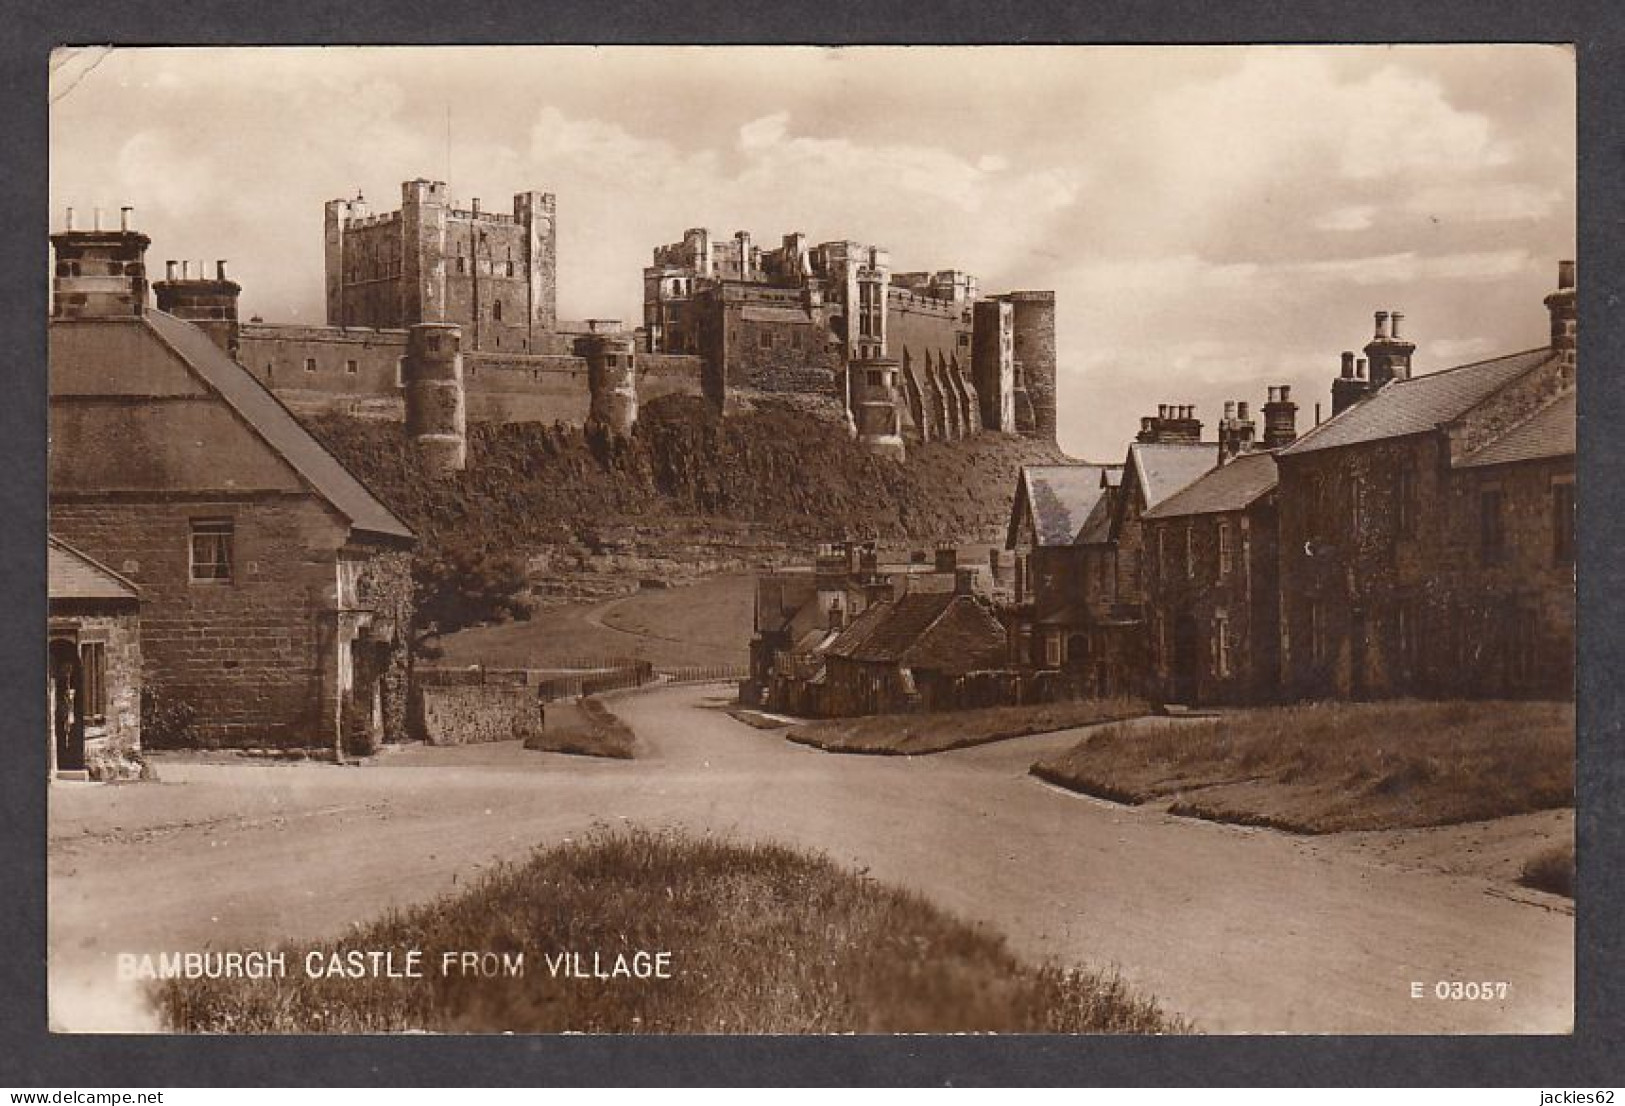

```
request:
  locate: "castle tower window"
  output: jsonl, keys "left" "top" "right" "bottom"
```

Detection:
{"left": 190, "top": 519, "right": 235, "bottom": 584}
{"left": 493, "top": 300, "right": 503, "bottom": 322}
{"left": 304, "top": 357, "right": 317, "bottom": 373}
{"left": 759, "top": 331, "right": 773, "bottom": 350}
{"left": 456, "top": 256, "right": 466, "bottom": 274}
{"left": 345, "top": 359, "right": 358, "bottom": 374}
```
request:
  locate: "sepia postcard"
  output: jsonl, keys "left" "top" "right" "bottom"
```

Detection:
{"left": 43, "top": 43, "right": 1578, "bottom": 1039}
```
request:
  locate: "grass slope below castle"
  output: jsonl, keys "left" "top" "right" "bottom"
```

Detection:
{"left": 156, "top": 830, "right": 1184, "bottom": 1034}
{"left": 309, "top": 394, "right": 1072, "bottom": 556}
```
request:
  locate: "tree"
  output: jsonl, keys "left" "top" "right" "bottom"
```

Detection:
{"left": 411, "top": 542, "right": 532, "bottom": 654}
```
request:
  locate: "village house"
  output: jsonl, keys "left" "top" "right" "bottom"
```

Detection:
{"left": 1003, "top": 463, "right": 1133, "bottom": 697}
{"left": 1274, "top": 265, "right": 1577, "bottom": 701}
{"left": 821, "top": 583, "right": 1008, "bottom": 716}
{"left": 48, "top": 210, "right": 417, "bottom": 754}
{"left": 48, "top": 536, "right": 143, "bottom": 781}
{"left": 1139, "top": 389, "right": 1298, "bottom": 705}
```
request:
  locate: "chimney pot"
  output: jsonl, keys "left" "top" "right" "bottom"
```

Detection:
{"left": 181, "top": 260, "right": 191, "bottom": 279}
{"left": 1374, "top": 310, "right": 1389, "bottom": 340}
{"left": 217, "top": 260, "right": 229, "bottom": 280}
{"left": 1237, "top": 401, "right": 1250, "bottom": 421}
{"left": 1280, "top": 384, "right": 1291, "bottom": 402}
{"left": 1224, "top": 400, "right": 1237, "bottom": 420}
{"left": 165, "top": 260, "right": 178, "bottom": 281}
{"left": 1356, "top": 358, "right": 1368, "bottom": 379}
{"left": 1341, "top": 351, "right": 1355, "bottom": 378}
{"left": 65, "top": 206, "right": 75, "bottom": 231}
{"left": 1558, "top": 260, "right": 1576, "bottom": 290}
{"left": 120, "top": 205, "right": 133, "bottom": 232}
{"left": 1390, "top": 310, "right": 1405, "bottom": 340}
{"left": 1157, "top": 404, "right": 1168, "bottom": 419}
{"left": 471, "top": 197, "right": 481, "bottom": 214}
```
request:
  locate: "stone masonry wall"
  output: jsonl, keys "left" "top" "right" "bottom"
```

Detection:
{"left": 415, "top": 684, "right": 544, "bottom": 745}
{"left": 50, "top": 495, "right": 353, "bottom": 749}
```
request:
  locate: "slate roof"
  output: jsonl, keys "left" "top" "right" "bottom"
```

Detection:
{"left": 1282, "top": 347, "right": 1558, "bottom": 457}
{"left": 144, "top": 310, "right": 415, "bottom": 543}
{"left": 48, "top": 536, "right": 140, "bottom": 603}
{"left": 1127, "top": 442, "right": 1219, "bottom": 509}
{"left": 1458, "top": 390, "right": 1577, "bottom": 468}
{"left": 1073, "top": 491, "right": 1116, "bottom": 546}
{"left": 823, "top": 591, "right": 1003, "bottom": 672}
{"left": 1143, "top": 451, "right": 1278, "bottom": 520}
{"left": 1011, "top": 464, "right": 1122, "bottom": 548}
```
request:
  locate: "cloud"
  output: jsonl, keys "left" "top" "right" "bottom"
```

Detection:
{"left": 1314, "top": 205, "right": 1377, "bottom": 232}
{"left": 1403, "top": 182, "right": 1562, "bottom": 223}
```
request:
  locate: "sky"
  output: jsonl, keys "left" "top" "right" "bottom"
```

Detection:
{"left": 49, "top": 45, "right": 1575, "bottom": 459}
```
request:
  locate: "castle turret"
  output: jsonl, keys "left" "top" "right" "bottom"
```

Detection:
{"left": 400, "top": 179, "right": 450, "bottom": 327}
{"left": 50, "top": 206, "right": 150, "bottom": 319}
{"left": 848, "top": 355, "right": 905, "bottom": 460}
{"left": 323, "top": 198, "right": 349, "bottom": 325}
{"left": 403, "top": 322, "right": 467, "bottom": 475}
{"left": 1006, "top": 291, "right": 1056, "bottom": 443}
{"left": 575, "top": 325, "right": 638, "bottom": 438}
{"left": 154, "top": 259, "right": 241, "bottom": 357}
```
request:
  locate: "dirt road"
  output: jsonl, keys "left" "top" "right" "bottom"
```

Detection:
{"left": 49, "top": 684, "right": 1572, "bottom": 1034}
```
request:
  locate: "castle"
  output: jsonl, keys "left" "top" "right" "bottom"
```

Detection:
{"left": 144, "top": 179, "right": 1058, "bottom": 471}
{"left": 643, "top": 228, "right": 1057, "bottom": 450}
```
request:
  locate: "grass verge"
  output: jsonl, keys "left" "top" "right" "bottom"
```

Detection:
{"left": 524, "top": 697, "right": 635, "bottom": 759}
{"left": 1032, "top": 699, "right": 1573, "bottom": 834}
{"left": 154, "top": 828, "right": 1185, "bottom": 1034}
{"left": 1520, "top": 841, "right": 1575, "bottom": 898}
{"left": 790, "top": 698, "right": 1148, "bottom": 756}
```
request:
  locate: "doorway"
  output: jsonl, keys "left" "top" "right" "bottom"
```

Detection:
{"left": 1172, "top": 612, "right": 1201, "bottom": 705}
{"left": 49, "top": 637, "right": 86, "bottom": 773}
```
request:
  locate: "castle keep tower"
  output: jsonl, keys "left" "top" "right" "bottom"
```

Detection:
{"left": 325, "top": 179, "right": 558, "bottom": 353}
{"left": 848, "top": 356, "right": 906, "bottom": 460}
{"left": 154, "top": 260, "right": 241, "bottom": 358}
{"left": 50, "top": 206, "right": 149, "bottom": 319}
{"left": 403, "top": 323, "right": 467, "bottom": 475}
{"left": 575, "top": 326, "right": 639, "bottom": 438}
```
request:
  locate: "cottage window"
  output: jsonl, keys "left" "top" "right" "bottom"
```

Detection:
{"left": 189, "top": 519, "right": 234, "bottom": 583}
{"left": 760, "top": 331, "right": 774, "bottom": 350}
{"left": 866, "top": 369, "right": 884, "bottom": 387}
{"left": 1214, "top": 613, "right": 1232, "bottom": 678}
{"left": 1218, "top": 521, "right": 1233, "bottom": 577}
{"left": 1351, "top": 476, "right": 1366, "bottom": 534}
{"left": 1185, "top": 525, "right": 1195, "bottom": 579}
{"left": 1552, "top": 480, "right": 1575, "bottom": 565}
{"left": 1045, "top": 632, "right": 1063, "bottom": 668}
{"left": 1156, "top": 528, "right": 1167, "bottom": 580}
{"left": 1396, "top": 462, "right": 1418, "bottom": 537}
{"left": 1479, "top": 488, "right": 1505, "bottom": 564}
{"left": 79, "top": 641, "right": 106, "bottom": 725}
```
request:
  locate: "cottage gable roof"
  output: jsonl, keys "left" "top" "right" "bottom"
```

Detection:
{"left": 824, "top": 591, "right": 1004, "bottom": 673}
{"left": 1143, "top": 451, "right": 1278, "bottom": 520}
{"left": 1073, "top": 491, "right": 1116, "bottom": 546}
{"left": 755, "top": 575, "right": 819, "bottom": 634}
{"left": 1007, "top": 464, "right": 1122, "bottom": 549}
{"left": 1282, "top": 347, "right": 1558, "bottom": 457}
{"left": 48, "top": 536, "right": 140, "bottom": 602}
{"left": 143, "top": 311, "right": 415, "bottom": 543}
{"left": 1126, "top": 442, "right": 1218, "bottom": 511}
{"left": 1458, "top": 389, "right": 1576, "bottom": 468}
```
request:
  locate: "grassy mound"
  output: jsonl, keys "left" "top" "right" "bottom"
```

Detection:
{"left": 1032, "top": 699, "right": 1573, "bottom": 834}
{"left": 791, "top": 698, "right": 1147, "bottom": 756}
{"left": 154, "top": 830, "right": 1184, "bottom": 1034}
{"left": 524, "top": 697, "right": 636, "bottom": 759}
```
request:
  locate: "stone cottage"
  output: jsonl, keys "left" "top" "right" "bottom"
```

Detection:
{"left": 48, "top": 536, "right": 143, "bottom": 780}
{"left": 48, "top": 212, "right": 417, "bottom": 754}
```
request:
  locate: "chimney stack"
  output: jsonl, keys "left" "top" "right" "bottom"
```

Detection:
{"left": 49, "top": 206, "right": 152, "bottom": 319}
{"left": 154, "top": 254, "right": 243, "bottom": 357}
{"left": 935, "top": 544, "right": 957, "bottom": 574}
{"left": 1263, "top": 383, "right": 1299, "bottom": 449}
{"left": 1365, "top": 307, "right": 1416, "bottom": 388}
{"left": 1545, "top": 259, "right": 1577, "bottom": 372}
